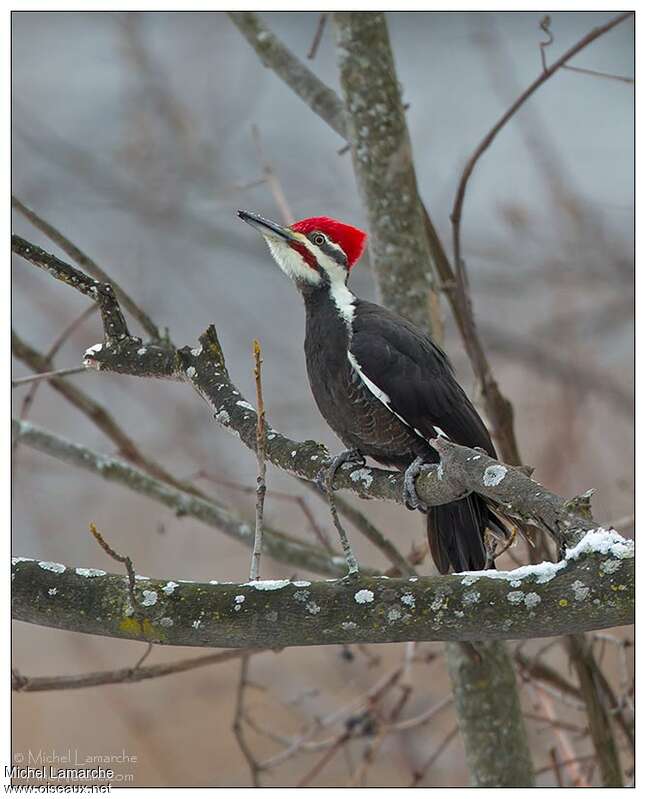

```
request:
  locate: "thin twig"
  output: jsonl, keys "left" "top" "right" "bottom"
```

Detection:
{"left": 131, "top": 642, "right": 153, "bottom": 671}
{"left": 307, "top": 13, "right": 328, "bottom": 60}
{"left": 305, "top": 479, "right": 415, "bottom": 574}
{"left": 523, "top": 712, "right": 588, "bottom": 736}
{"left": 447, "top": 11, "right": 632, "bottom": 468}
{"left": 549, "top": 747, "right": 564, "bottom": 787}
{"left": 529, "top": 682, "right": 590, "bottom": 787}
{"left": 12, "top": 195, "right": 162, "bottom": 341}
{"left": 11, "top": 647, "right": 260, "bottom": 692}
{"left": 11, "top": 329, "right": 211, "bottom": 500}
{"left": 297, "top": 730, "right": 351, "bottom": 787}
{"left": 451, "top": 11, "right": 632, "bottom": 284}
{"left": 250, "top": 340, "right": 266, "bottom": 581}
{"left": 534, "top": 754, "right": 597, "bottom": 778}
{"left": 189, "top": 469, "right": 335, "bottom": 552}
{"left": 90, "top": 522, "right": 138, "bottom": 614}
{"left": 233, "top": 655, "right": 262, "bottom": 787}
{"left": 14, "top": 304, "right": 97, "bottom": 438}
{"left": 12, "top": 366, "right": 88, "bottom": 387}
{"left": 562, "top": 63, "right": 634, "bottom": 83}
{"left": 391, "top": 695, "right": 453, "bottom": 731}
{"left": 540, "top": 15, "right": 634, "bottom": 83}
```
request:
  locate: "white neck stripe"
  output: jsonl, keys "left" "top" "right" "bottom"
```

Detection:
{"left": 329, "top": 281, "right": 356, "bottom": 327}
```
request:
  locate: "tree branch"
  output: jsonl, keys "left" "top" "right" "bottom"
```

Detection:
{"left": 12, "top": 647, "right": 259, "bottom": 692}
{"left": 12, "top": 195, "right": 162, "bottom": 341}
{"left": 11, "top": 418, "right": 351, "bottom": 578}
{"left": 446, "top": 639, "right": 534, "bottom": 786}
{"left": 228, "top": 12, "right": 347, "bottom": 138}
{"left": 12, "top": 197, "right": 619, "bottom": 563}
{"left": 564, "top": 634, "right": 623, "bottom": 787}
{"left": 11, "top": 329, "right": 204, "bottom": 496}
{"left": 447, "top": 11, "right": 632, "bottom": 466}
{"left": 227, "top": 9, "right": 633, "bottom": 474}
{"left": 12, "top": 533, "right": 633, "bottom": 647}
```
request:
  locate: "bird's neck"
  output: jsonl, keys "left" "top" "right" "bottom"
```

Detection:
{"left": 303, "top": 280, "right": 356, "bottom": 349}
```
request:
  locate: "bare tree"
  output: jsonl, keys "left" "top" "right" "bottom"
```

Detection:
{"left": 12, "top": 10, "right": 633, "bottom": 788}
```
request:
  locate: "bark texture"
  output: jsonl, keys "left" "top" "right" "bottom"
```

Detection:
{"left": 445, "top": 641, "right": 535, "bottom": 787}
{"left": 331, "top": 12, "right": 536, "bottom": 786}
{"left": 333, "top": 12, "right": 441, "bottom": 338}
{"left": 12, "top": 539, "right": 633, "bottom": 647}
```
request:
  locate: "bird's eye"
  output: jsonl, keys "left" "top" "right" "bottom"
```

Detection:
{"left": 312, "top": 233, "right": 326, "bottom": 246}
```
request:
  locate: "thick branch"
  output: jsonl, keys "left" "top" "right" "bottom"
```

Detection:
{"left": 12, "top": 532, "right": 633, "bottom": 647}
{"left": 446, "top": 640, "right": 534, "bottom": 786}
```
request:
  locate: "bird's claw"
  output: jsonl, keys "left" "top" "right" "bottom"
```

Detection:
{"left": 403, "top": 456, "right": 430, "bottom": 512}
{"left": 318, "top": 448, "right": 365, "bottom": 492}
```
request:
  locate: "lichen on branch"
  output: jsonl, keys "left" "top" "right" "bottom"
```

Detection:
{"left": 12, "top": 529, "right": 633, "bottom": 647}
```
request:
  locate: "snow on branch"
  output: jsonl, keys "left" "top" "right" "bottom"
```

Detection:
{"left": 12, "top": 529, "right": 633, "bottom": 647}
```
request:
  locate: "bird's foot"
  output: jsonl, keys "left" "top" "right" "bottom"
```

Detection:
{"left": 317, "top": 449, "right": 364, "bottom": 576}
{"left": 403, "top": 456, "right": 431, "bottom": 512}
{"left": 316, "top": 448, "right": 366, "bottom": 494}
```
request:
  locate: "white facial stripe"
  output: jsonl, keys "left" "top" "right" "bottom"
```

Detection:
{"left": 263, "top": 231, "right": 356, "bottom": 325}
{"left": 314, "top": 247, "right": 347, "bottom": 284}
{"left": 264, "top": 235, "right": 321, "bottom": 286}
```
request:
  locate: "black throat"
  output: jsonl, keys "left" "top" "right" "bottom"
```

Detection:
{"left": 303, "top": 282, "right": 353, "bottom": 357}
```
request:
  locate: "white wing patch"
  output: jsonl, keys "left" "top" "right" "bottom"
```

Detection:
{"left": 347, "top": 351, "right": 451, "bottom": 443}
{"left": 347, "top": 351, "right": 413, "bottom": 430}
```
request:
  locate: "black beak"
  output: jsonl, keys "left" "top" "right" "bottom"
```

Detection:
{"left": 237, "top": 210, "right": 297, "bottom": 242}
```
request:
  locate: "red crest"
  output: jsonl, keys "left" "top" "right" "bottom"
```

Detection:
{"left": 290, "top": 216, "right": 367, "bottom": 268}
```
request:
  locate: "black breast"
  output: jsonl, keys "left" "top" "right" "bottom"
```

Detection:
{"left": 303, "top": 289, "right": 430, "bottom": 468}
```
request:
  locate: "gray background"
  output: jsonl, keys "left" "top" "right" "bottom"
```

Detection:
{"left": 12, "top": 11, "right": 633, "bottom": 787}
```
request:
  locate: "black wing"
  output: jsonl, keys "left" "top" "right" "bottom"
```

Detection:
{"left": 350, "top": 300, "right": 496, "bottom": 456}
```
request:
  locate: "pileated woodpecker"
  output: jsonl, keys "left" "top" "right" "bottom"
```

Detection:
{"left": 239, "top": 210, "right": 510, "bottom": 574}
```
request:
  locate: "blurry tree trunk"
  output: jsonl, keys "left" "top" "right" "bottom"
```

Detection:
{"left": 332, "top": 12, "right": 534, "bottom": 787}
{"left": 445, "top": 641, "right": 534, "bottom": 787}
{"left": 331, "top": 12, "right": 443, "bottom": 341}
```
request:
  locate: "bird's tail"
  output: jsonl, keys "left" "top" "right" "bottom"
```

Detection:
{"left": 426, "top": 494, "right": 512, "bottom": 574}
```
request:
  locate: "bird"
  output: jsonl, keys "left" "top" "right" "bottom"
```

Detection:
{"left": 238, "top": 209, "right": 511, "bottom": 575}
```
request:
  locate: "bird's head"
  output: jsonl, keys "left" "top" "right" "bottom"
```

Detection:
{"left": 238, "top": 210, "right": 367, "bottom": 291}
